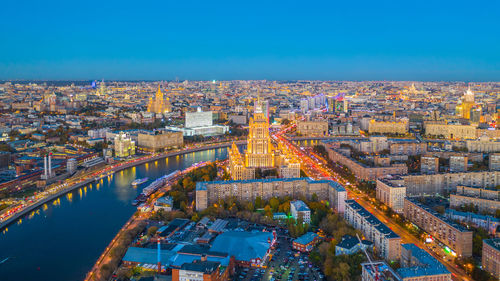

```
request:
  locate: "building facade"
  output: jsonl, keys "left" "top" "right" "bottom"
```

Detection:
{"left": 344, "top": 200, "right": 401, "bottom": 261}
{"left": 376, "top": 178, "right": 406, "bottom": 213}
{"left": 424, "top": 123, "right": 477, "bottom": 140}
{"left": 450, "top": 186, "right": 500, "bottom": 215}
{"left": 368, "top": 118, "right": 409, "bottom": 135}
{"left": 420, "top": 155, "right": 439, "bottom": 174}
{"left": 482, "top": 239, "right": 500, "bottom": 279}
{"left": 403, "top": 198, "right": 473, "bottom": 257}
{"left": 196, "top": 178, "right": 346, "bottom": 214}
{"left": 290, "top": 200, "right": 311, "bottom": 224}
{"left": 147, "top": 84, "right": 171, "bottom": 114}
{"left": 296, "top": 120, "right": 329, "bottom": 136}
{"left": 114, "top": 131, "right": 136, "bottom": 158}
{"left": 138, "top": 130, "right": 183, "bottom": 152}
{"left": 228, "top": 99, "right": 300, "bottom": 180}
{"left": 402, "top": 171, "right": 500, "bottom": 196}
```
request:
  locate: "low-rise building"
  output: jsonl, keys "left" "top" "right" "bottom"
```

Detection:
{"left": 403, "top": 198, "right": 473, "bottom": 257}
{"left": 154, "top": 196, "right": 173, "bottom": 212}
{"left": 293, "top": 232, "right": 320, "bottom": 252}
{"left": 210, "top": 231, "right": 276, "bottom": 267}
{"left": 361, "top": 261, "right": 401, "bottom": 281}
{"left": 344, "top": 200, "right": 401, "bottom": 261}
{"left": 172, "top": 260, "right": 232, "bottom": 281}
{"left": 290, "top": 200, "right": 311, "bottom": 224}
{"left": 482, "top": 239, "right": 500, "bottom": 279}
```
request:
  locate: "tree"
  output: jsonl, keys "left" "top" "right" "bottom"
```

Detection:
{"left": 270, "top": 197, "right": 280, "bottom": 212}
{"left": 255, "top": 196, "right": 263, "bottom": 209}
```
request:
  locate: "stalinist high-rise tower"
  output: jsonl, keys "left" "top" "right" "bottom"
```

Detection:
{"left": 228, "top": 98, "right": 300, "bottom": 180}
{"left": 245, "top": 100, "right": 275, "bottom": 168}
{"left": 147, "top": 84, "right": 171, "bottom": 114}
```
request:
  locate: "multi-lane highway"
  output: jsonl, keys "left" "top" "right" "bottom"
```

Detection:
{"left": 272, "top": 125, "right": 470, "bottom": 281}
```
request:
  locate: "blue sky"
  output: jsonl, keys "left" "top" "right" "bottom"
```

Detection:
{"left": 0, "top": 0, "right": 499, "bottom": 81}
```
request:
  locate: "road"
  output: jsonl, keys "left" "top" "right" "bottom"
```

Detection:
{"left": 0, "top": 140, "right": 245, "bottom": 231}
{"left": 272, "top": 126, "right": 469, "bottom": 281}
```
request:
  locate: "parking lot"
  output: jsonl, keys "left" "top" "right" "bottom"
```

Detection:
{"left": 233, "top": 229, "right": 324, "bottom": 281}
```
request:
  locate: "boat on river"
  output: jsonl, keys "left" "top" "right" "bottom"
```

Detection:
{"left": 131, "top": 177, "right": 148, "bottom": 186}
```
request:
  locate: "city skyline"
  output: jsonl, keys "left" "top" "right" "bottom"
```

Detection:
{"left": 1, "top": 0, "right": 499, "bottom": 81}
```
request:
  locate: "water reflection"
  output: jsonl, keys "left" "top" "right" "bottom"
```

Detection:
{"left": 0, "top": 148, "right": 228, "bottom": 281}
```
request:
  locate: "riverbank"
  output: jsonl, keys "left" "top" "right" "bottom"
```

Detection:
{"left": 0, "top": 141, "right": 244, "bottom": 231}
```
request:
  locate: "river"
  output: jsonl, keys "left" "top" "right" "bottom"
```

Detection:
{"left": 0, "top": 148, "right": 228, "bottom": 281}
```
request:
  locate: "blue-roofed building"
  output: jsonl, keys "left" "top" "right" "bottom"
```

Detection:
{"left": 335, "top": 235, "right": 360, "bottom": 256}
{"left": 122, "top": 246, "right": 177, "bottom": 267}
{"left": 210, "top": 231, "right": 276, "bottom": 267}
{"left": 290, "top": 200, "right": 311, "bottom": 224}
{"left": 397, "top": 244, "right": 451, "bottom": 281}
{"left": 293, "top": 232, "right": 320, "bottom": 252}
{"left": 344, "top": 199, "right": 401, "bottom": 261}
{"left": 273, "top": 212, "right": 287, "bottom": 220}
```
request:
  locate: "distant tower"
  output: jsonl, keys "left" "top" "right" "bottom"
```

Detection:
{"left": 147, "top": 83, "right": 171, "bottom": 114}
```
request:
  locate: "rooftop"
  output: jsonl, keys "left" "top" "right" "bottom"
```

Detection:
{"left": 397, "top": 244, "right": 450, "bottom": 278}
{"left": 484, "top": 238, "right": 500, "bottom": 251}
{"left": 345, "top": 200, "right": 400, "bottom": 239}
{"left": 405, "top": 198, "right": 471, "bottom": 233}
{"left": 210, "top": 231, "right": 274, "bottom": 262}
{"left": 180, "top": 260, "right": 221, "bottom": 273}
{"left": 294, "top": 232, "right": 319, "bottom": 246}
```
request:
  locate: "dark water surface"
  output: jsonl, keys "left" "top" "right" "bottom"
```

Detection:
{"left": 0, "top": 148, "right": 227, "bottom": 281}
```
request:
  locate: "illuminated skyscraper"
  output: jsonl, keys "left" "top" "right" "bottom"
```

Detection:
{"left": 228, "top": 98, "right": 300, "bottom": 180}
{"left": 147, "top": 84, "right": 171, "bottom": 114}
{"left": 245, "top": 99, "right": 275, "bottom": 168}
{"left": 456, "top": 86, "right": 477, "bottom": 119}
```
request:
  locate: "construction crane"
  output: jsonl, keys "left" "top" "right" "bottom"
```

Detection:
{"left": 357, "top": 234, "right": 380, "bottom": 281}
